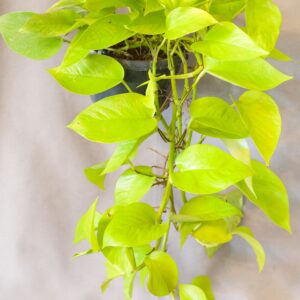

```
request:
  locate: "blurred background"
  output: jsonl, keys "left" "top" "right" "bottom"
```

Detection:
{"left": 0, "top": 1, "right": 299, "bottom": 299}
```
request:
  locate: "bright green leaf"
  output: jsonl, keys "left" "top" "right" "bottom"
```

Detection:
{"left": 192, "top": 22, "right": 268, "bottom": 61}
{"left": 0, "top": 12, "right": 63, "bottom": 60}
{"left": 21, "top": 10, "right": 80, "bottom": 37}
{"left": 192, "top": 276, "right": 215, "bottom": 300}
{"left": 101, "top": 260, "right": 124, "bottom": 293}
{"left": 165, "top": 7, "right": 217, "bottom": 40}
{"left": 210, "top": 0, "right": 246, "bottom": 21}
{"left": 269, "top": 48, "right": 292, "bottom": 62}
{"left": 102, "top": 140, "right": 141, "bottom": 175}
{"left": 236, "top": 91, "right": 281, "bottom": 165}
{"left": 205, "top": 56, "right": 292, "bottom": 91}
{"left": 237, "top": 160, "right": 291, "bottom": 232}
{"left": 246, "top": 0, "right": 282, "bottom": 51}
{"left": 193, "top": 220, "right": 233, "bottom": 247}
{"left": 47, "top": 0, "right": 86, "bottom": 12}
{"left": 180, "top": 284, "right": 207, "bottom": 300}
{"left": 223, "top": 139, "right": 251, "bottom": 166}
{"left": 171, "top": 144, "right": 253, "bottom": 194}
{"left": 72, "top": 14, "right": 134, "bottom": 50}
{"left": 61, "top": 29, "right": 89, "bottom": 67}
{"left": 124, "top": 272, "right": 136, "bottom": 300}
{"left": 103, "top": 203, "right": 167, "bottom": 247}
{"left": 73, "top": 198, "right": 99, "bottom": 250}
{"left": 115, "top": 167, "right": 156, "bottom": 205}
{"left": 127, "top": 10, "right": 166, "bottom": 35}
{"left": 144, "top": 251, "right": 178, "bottom": 296}
{"left": 49, "top": 54, "right": 124, "bottom": 95}
{"left": 189, "top": 97, "right": 249, "bottom": 138}
{"left": 233, "top": 226, "right": 266, "bottom": 272}
{"left": 179, "top": 195, "right": 242, "bottom": 221}
{"left": 68, "top": 93, "right": 157, "bottom": 143}
{"left": 84, "top": 162, "right": 106, "bottom": 189}
{"left": 145, "top": 0, "right": 164, "bottom": 15}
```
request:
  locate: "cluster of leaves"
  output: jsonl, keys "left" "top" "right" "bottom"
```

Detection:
{"left": 0, "top": 0, "right": 292, "bottom": 299}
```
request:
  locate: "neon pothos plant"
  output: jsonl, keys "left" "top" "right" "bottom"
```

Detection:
{"left": 0, "top": 0, "right": 292, "bottom": 298}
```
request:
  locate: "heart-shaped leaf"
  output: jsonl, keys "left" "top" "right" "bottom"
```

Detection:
{"left": 68, "top": 93, "right": 157, "bottom": 143}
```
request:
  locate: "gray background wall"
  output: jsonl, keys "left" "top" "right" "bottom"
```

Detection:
{"left": 0, "top": 1, "right": 299, "bottom": 299}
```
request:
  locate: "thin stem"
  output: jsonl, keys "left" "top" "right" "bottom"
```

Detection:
{"left": 122, "top": 80, "right": 133, "bottom": 93}
{"left": 162, "top": 216, "right": 171, "bottom": 251}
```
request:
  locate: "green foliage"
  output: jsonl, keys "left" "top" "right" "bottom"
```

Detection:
{"left": 49, "top": 54, "right": 124, "bottom": 95}
{"left": 0, "top": 12, "right": 62, "bottom": 59}
{"left": 115, "top": 167, "right": 156, "bottom": 205}
{"left": 144, "top": 251, "right": 178, "bottom": 296}
{"left": 233, "top": 226, "right": 266, "bottom": 272}
{"left": 236, "top": 91, "right": 281, "bottom": 165}
{"left": 0, "top": 1, "right": 292, "bottom": 299}
{"left": 171, "top": 144, "right": 253, "bottom": 194}
{"left": 237, "top": 160, "right": 291, "bottom": 232}
{"left": 103, "top": 202, "right": 168, "bottom": 247}
{"left": 68, "top": 93, "right": 157, "bottom": 143}
{"left": 189, "top": 97, "right": 249, "bottom": 138}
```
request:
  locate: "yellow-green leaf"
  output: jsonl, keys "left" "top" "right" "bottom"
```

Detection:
{"left": 192, "top": 276, "right": 215, "bottom": 300}
{"left": 171, "top": 144, "right": 253, "bottom": 194}
{"left": 165, "top": 7, "right": 217, "bottom": 40}
{"left": 84, "top": 162, "right": 106, "bottom": 190}
{"left": 0, "top": 12, "right": 63, "bottom": 60}
{"left": 233, "top": 226, "right": 266, "bottom": 272}
{"left": 115, "top": 167, "right": 155, "bottom": 205}
{"left": 210, "top": 0, "right": 246, "bottom": 21}
{"left": 205, "top": 56, "right": 292, "bottom": 91}
{"left": 246, "top": 0, "right": 282, "bottom": 52}
{"left": 49, "top": 54, "right": 124, "bottom": 95}
{"left": 21, "top": 10, "right": 80, "bottom": 37}
{"left": 236, "top": 91, "right": 281, "bottom": 165}
{"left": 73, "top": 198, "right": 99, "bottom": 251}
{"left": 180, "top": 284, "right": 207, "bottom": 300}
{"left": 237, "top": 160, "right": 291, "bottom": 232}
{"left": 193, "top": 220, "right": 233, "bottom": 247}
{"left": 68, "top": 93, "right": 157, "bottom": 143}
{"left": 144, "top": 251, "right": 178, "bottom": 296}
{"left": 179, "top": 195, "right": 242, "bottom": 221}
{"left": 72, "top": 14, "right": 134, "bottom": 50}
{"left": 192, "top": 22, "right": 268, "bottom": 60}
{"left": 189, "top": 97, "right": 249, "bottom": 138}
{"left": 103, "top": 203, "right": 167, "bottom": 247}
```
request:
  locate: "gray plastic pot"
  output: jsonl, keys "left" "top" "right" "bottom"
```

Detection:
{"left": 90, "top": 55, "right": 181, "bottom": 108}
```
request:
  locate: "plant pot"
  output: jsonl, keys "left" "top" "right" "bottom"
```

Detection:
{"left": 90, "top": 55, "right": 182, "bottom": 108}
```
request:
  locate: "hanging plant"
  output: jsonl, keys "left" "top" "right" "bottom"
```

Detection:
{"left": 0, "top": 0, "right": 292, "bottom": 299}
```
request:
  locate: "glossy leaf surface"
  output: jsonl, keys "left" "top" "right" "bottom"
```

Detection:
{"left": 103, "top": 203, "right": 167, "bottom": 247}
{"left": 205, "top": 57, "right": 292, "bottom": 91}
{"left": 68, "top": 93, "right": 157, "bottom": 143}
{"left": 180, "top": 284, "right": 207, "bottom": 300}
{"left": 73, "top": 198, "right": 99, "bottom": 250}
{"left": 192, "top": 276, "right": 215, "bottom": 300}
{"left": 171, "top": 144, "right": 253, "bottom": 194}
{"left": 49, "top": 54, "right": 124, "bottom": 95}
{"left": 189, "top": 97, "right": 249, "bottom": 138}
{"left": 179, "top": 195, "right": 242, "bottom": 221}
{"left": 236, "top": 91, "right": 281, "bottom": 165}
{"left": 144, "top": 251, "right": 178, "bottom": 296}
{"left": 210, "top": 0, "right": 246, "bottom": 21}
{"left": 72, "top": 14, "right": 134, "bottom": 50}
{"left": 21, "top": 10, "right": 80, "bottom": 37}
{"left": 84, "top": 163, "right": 106, "bottom": 190}
{"left": 115, "top": 167, "right": 155, "bottom": 205}
{"left": 192, "top": 22, "right": 268, "bottom": 60}
{"left": 0, "top": 12, "right": 62, "bottom": 60}
{"left": 127, "top": 10, "right": 166, "bottom": 35}
{"left": 237, "top": 160, "right": 290, "bottom": 232}
{"left": 165, "top": 7, "right": 217, "bottom": 40}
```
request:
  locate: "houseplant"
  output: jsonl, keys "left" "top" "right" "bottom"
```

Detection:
{"left": 0, "top": 0, "right": 292, "bottom": 299}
